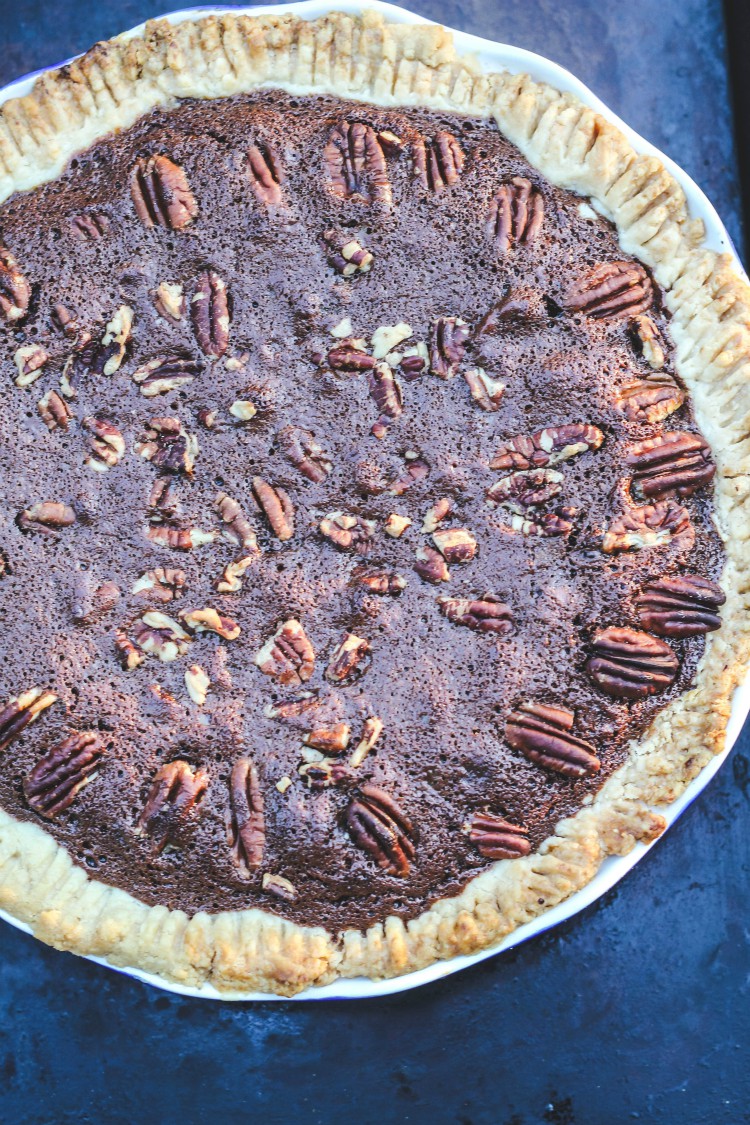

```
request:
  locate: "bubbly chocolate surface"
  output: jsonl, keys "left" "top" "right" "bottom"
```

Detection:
{"left": 0, "top": 91, "right": 724, "bottom": 932}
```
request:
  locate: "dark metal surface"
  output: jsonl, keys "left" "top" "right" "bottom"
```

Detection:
{"left": 0, "top": 3, "right": 747, "bottom": 1122}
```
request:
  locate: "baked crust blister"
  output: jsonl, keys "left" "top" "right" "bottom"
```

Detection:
{"left": 0, "top": 10, "right": 748, "bottom": 996}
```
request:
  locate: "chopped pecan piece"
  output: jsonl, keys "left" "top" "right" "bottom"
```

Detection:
{"left": 191, "top": 269, "right": 230, "bottom": 358}
{"left": 215, "top": 492, "right": 260, "bottom": 554}
{"left": 82, "top": 416, "right": 125, "bottom": 471}
{"left": 464, "top": 812, "right": 531, "bottom": 860}
{"left": 247, "top": 142, "right": 283, "bottom": 205}
{"left": 324, "top": 120, "right": 391, "bottom": 205}
{"left": 463, "top": 367, "right": 505, "bottom": 411}
{"left": 625, "top": 432, "right": 715, "bottom": 499}
{"left": 614, "top": 375, "right": 685, "bottom": 424}
{"left": 630, "top": 314, "right": 666, "bottom": 369}
{"left": 326, "top": 632, "right": 371, "bottom": 683}
{"left": 71, "top": 576, "right": 119, "bottom": 624}
{"left": 0, "top": 688, "right": 57, "bottom": 753}
{"left": 422, "top": 497, "right": 453, "bottom": 533}
{"left": 412, "top": 131, "right": 465, "bottom": 193}
{"left": 369, "top": 362, "right": 403, "bottom": 433}
{"left": 130, "top": 155, "right": 198, "bottom": 230}
{"left": 24, "top": 731, "right": 104, "bottom": 818}
{"left": 227, "top": 758, "right": 265, "bottom": 875}
{"left": 487, "top": 177, "right": 544, "bottom": 252}
{"left": 320, "top": 511, "right": 376, "bottom": 553}
{"left": 264, "top": 691, "right": 321, "bottom": 721}
{"left": 602, "top": 501, "right": 694, "bottom": 553}
{"left": 505, "top": 702, "right": 601, "bottom": 778}
{"left": 38, "top": 390, "right": 73, "bottom": 432}
{"left": 252, "top": 476, "right": 295, "bottom": 541}
{"left": 184, "top": 664, "right": 210, "bottom": 705}
{"left": 384, "top": 513, "right": 412, "bottom": 538}
{"left": 564, "top": 261, "right": 653, "bottom": 320}
{"left": 132, "top": 567, "right": 186, "bottom": 603}
{"left": 136, "top": 417, "right": 198, "bottom": 475}
{"left": 146, "top": 525, "right": 218, "bottom": 551}
{"left": 214, "top": 556, "right": 256, "bottom": 594}
{"left": 349, "top": 716, "right": 384, "bottom": 768}
{"left": 377, "top": 129, "right": 404, "bottom": 155}
{"left": 132, "top": 354, "right": 201, "bottom": 397}
{"left": 70, "top": 212, "right": 109, "bottom": 240}
{"left": 229, "top": 399, "right": 257, "bottom": 421}
{"left": 586, "top": 626, "right": 679, "bottom": 699}
{"left": 634, "top": 575, "right": 725, "bottom": 638}
{"left": 279, "top": 425, "right": 332, "bottom": 483}
{"left": 508, "top": 510, "right": 576, "bottom": 538}
{"left": 0, "top": 247, "right": 30, "bottom": 323}
{"left": 327, "top": 341, "right": 376, "bottom": 372}
{"left": 153, "top": 281, "right": 185, "bottom": 323}
{"left": 346, "top": 785, "right": 416, "bottom": 876}
{"left": 352, "top": 566, "right": 407, "bottom": 595}
{"left": 415, "top": 544, "right": 450, "bottom": 584}
{"left": 486, "top": 469, "right": 564, "bottom": 513}
{"left": 181, "top": 607, "right": 240, "bottom": 641}
{"left": 262, "top": 872, "right": 296, "bottom": 901}
{"left": 429, "top": 316, "right": 470, "bottom": 379}
{"left": 97, "top": 306, "right": 133, "bottom": 376}
{"left": 388, "top": 455, "right": 429, "bottom": 496}
{"left": 491, "top": 424, "right": 604, "bottom": 472}
{"left": 255, "top": 619, "right": 315, "bottom": 685}
{"left": 17, "top": 501, "right": 75, "bottom": 535}
{"left": 135, "top": 760, "right": 208, "bottom": 853}
{"left": 52, "top": 303, "right": 79, "bottom": 336}
{"left": 299, "top": 760, "right": 351, "bottom": 789}
{"left": 131, "top": 611, "right": 191, "bottom": 662}
{"left": 115, "top": 630, "right": 145, "bottom": 669}
{"left": 323, "top": 229, "right": 373, "bottom": 275}
{"left": 437, "top": 594, "right": 513, "bottom": 634}
{"left": 147, "top": 477, "right": 180, "bottom": 522}
{"left": 432, "top": 527, "right": 477, "bottom": 563}
{"left": 371, "top": 322, "right": 413, "bottom": 360}
{"left": 399, "top": 346, "right": 429, "bottom": 381}
{"left": 303, "top": 723, "right": 351, "bottom": 755}
{"left": 14, "top": 344, "right": 47, "bottom": 387}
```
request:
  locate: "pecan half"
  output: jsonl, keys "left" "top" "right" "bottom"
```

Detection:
{"left": 486, "top": 469, "right": 564, "bottom": 513}
{"left": 621, "top": 378, "right": 684, "bottom": 431}
{"left": 324, "top": 120, "right": 391, "bottom": 206}
{"left": 24, "top": 731, "right": 104, "bottom": 818}
{"left": 252, "top": 476, "right": 294, "bottom": 541}
{"left": 463, "top": 812, "right": 531, "bottom": 860}
{"left": 564, "top": 261, "right": 653, "bottom": 319}
{"left": 437, "top": 594, "right": 513, "bottom": 634}
{"left": 630, "top": 314, "right": 666, "bottom": 369}
{"left": 327, "top": 341, "right": 376, "bottom": 372}
{"left": 625, "top": 432, "right": 715, "bottom": 499}
{"left": 191, "top": 269, "right": 230, "bottom": 358}
{"left": 136, "top": 417, "right": 198, "bottom": 475}
{"left": 181, "top": 607, "right": 240, "bottom": 641}
{"left": 14, "top": 344, "right": 47, "bottom": 387}
{"left": 132, "top": 354, "right": 201, "bottom": 397}
{"left": 586, "top": 626, "right": 679, "bottom": 699}
{"left": 429, "top": 316, "right": 470, "bottom": 379}
{"left": 38, "top": 390, "right": 73, "bottom": 432}
{"left": 352, "top": 566, "right": 407, "bottom": 595}
{"left": 299, "top": 760, "right": 351, "bottom": 789}
{"left": 215, "top": 492, "right": 261, "bottom": 554}
{"left": 0, "top": 247, "right": 30, "bottom": 322}
{"left": 146, "top": 525, "right": 218, "bottom": 551}
{"left": 491, "top": 424, "right": 604, "bottom": 472}
{"left": 135, "top": 760, "right": 208, "bottom": 853}
{"left": 227, "top": 758, "right": 265, "bottom": 875}
{"left": 369, "top": 362, "right": 403, "bottom": 430}
{"left": 83, "top": 417, "right": 125, "bottom": 471}
{"left": 414, "top": 544, "right": 450, "bottom": 584}
{"left": 412, "top": 132, "right": 465, "bottom": 193}
{"left": 505, "top": 702, "right": 600, "bottom": 778}
{"left": 326, "top": 632, "right": 371, "bottom": 683}
{"left": 70, "top": 576, "right": 119, "bottom": 624}
{"left": 487, "top": 178, "right": 544, "bottom": 252}
{"left": 130, "top": 155, "right": 198, "bottom": 230}
{"left": 0, "top": 688, "right": 57, "bottom": 753}
{"left": 153, "top": 281, "right": 185, "bottom": 323}
{"left": 349, "top": 716, "right": 384, "bottom": 768}
{"left": 432, "top": 527, "right": 477, "bottom": 564}
{"left": 303, "top": 723, "right": 351, "bottom": 755}
{"left": 131, "top": 611, "right": 191, "bottom": 662}
{"left": 320, "top": 511, "right": 376, "bottom": 553}
{"left": 463, "top": 367, "right": 505, "bottom": 411}
{"left": 247, "top": 142, "right": 283, "bottom": 205}
{"left": 323, "top": 229, "right": 373, "bottom": 276}
{"left": 254, "top": 619, "right": 315, "bottom": 685}
{"left": 279, "top": 425, "right": 332, "bottom": 483}
{"left": 17, "top": 501, "right": 75, "bottom": 535}
{"left": 602, "top": 501, "right": 694, "bottom": 553}
{"left": 185, "top": 664, "right": 210, "bottom": 706}
{"left": 132, "top": 567, "right": 186, "bottom": 603}
{"left": 634, "top": 575, "right": 725, "bottom": 638}
{"left": 346, "top": 785, "right": 416, "bottom": 876}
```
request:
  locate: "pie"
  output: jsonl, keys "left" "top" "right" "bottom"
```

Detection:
{"left": 0, "top": 11, "right": 747, "bottom": 997}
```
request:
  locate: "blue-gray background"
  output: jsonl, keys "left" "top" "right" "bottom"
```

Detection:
{"left": 0, "top": 3, "right": 747, "bottom": 1123}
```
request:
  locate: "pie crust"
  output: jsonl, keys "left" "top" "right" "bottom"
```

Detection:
{"left": 0, "top": 10, "right": 748, "bottom": 996}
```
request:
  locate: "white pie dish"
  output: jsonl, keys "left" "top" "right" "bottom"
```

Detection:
{"left": 0, "top": 0, "right": 748, "bottom": 1001}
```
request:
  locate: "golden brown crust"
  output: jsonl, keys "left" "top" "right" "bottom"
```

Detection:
{"left": 0, "top": 10, "right": 748, "bottom": 996}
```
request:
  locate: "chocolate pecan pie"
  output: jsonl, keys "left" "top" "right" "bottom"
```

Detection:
{"left": 0, "top": 12, "right": 748, "bottom": 996}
